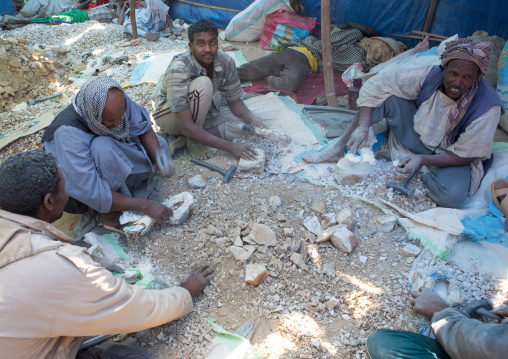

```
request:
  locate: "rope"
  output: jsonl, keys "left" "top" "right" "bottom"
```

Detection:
{"left": 175, "top": 0, "right": 242, "bottom": 12}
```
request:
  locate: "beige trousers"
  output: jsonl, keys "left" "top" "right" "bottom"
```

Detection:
{"left": 153, "top": 77, "right": 245, "bottom": 141}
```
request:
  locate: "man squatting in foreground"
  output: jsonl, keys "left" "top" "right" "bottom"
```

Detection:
{"left": 304, "top": 39, "right": 503, "bottom": 208}
{"left": 0, "top": 150, "right": 214, "bottom": 358}
{"left": 152, "top": 19, "right": 266, "bottom": 161}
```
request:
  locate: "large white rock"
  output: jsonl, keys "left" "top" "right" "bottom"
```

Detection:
{"left": 335, "top": 208, "right": 356, "bottom": 231}
{"left": 303, "top": 216, "right": 323, "bottom": 235}
{"left": 330, "top": 227, "right": 358, "bottom": 253}
{"left": 376, "top": 215, "right": 397, "bottom": 233}
{"left": 248, "top": 223, "right": 277, "bottom": 246}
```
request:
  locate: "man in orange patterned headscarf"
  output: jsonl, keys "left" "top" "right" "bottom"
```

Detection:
{"left": 304, "top": 38, "right": 503, "bottom": 208}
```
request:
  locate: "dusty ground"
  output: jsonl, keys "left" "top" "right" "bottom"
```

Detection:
{"left": 1, "top": 20, "right": 507, "bottom": 359}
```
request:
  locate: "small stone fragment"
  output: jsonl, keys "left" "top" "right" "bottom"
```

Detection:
{"left": 269, "top": 195, "right": 281, "bottom": 209}
{"left": 245, "top": 263, "right": 267, "bottom": 285}
{"left": 325, "top": 297, "right": 338, "bottom": 310}
{"left": 336, "top": 208, "right": 356, "bottom": 231}
{"left": 283, "top": 228, "right": 293, "bottom": 237}
{"left": 359, "top": 255, "right": 367, "bottom": 264}
{"left": 311, "top": 338, "right": 321, "bottom": 349}
{"left": 188, "top": 174, "right": 206, "bottom": 188}
{"left": 248, "top": 223, "right": 277, "bottom": 246}
{"left": 319, "top": 213, "right": 337, "bottom": 229}
{"left": 316, "top": 225, "right": 339, "bottom": 243}
{"left": 218, "top": 311, "right": 227, "bottom": 316}
{"left": 330, "top": 227, "right": 358, "bottom": 253}
{"left": 323, "top": 262, "right": 336, "bottom": 277}
{"left": 311, "top": 202, "right": 326, "bottom": 214}
{"left": 206, "top": 225, "right": 222, "bottom": 236}
{"left": 376, "top": 215, "right": 397, "bottom": 233}
{"left": 229, "top": 245, "right": 255, "bottom": 261}
{"left": 233, "top": 236, "right": 243, "bottom": 247}
{"left": 290, "top": 252, "right": 309, "bottom": 271}
{"left": 303, "top": 216, "right": 323, "bottom": 235}
{"left": 275, "top": 214, "right": 286, "bottom": 222}
{"left": 400, "top": 243, "right": 421, "bottom": 257}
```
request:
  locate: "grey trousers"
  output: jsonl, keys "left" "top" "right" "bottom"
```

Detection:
{"left": 237, "top": 48, "right": 311, "bottom": 93}
{"left": 371, "top": 96, "right": 471, "bottom": 208}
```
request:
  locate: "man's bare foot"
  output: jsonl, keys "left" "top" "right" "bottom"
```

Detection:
{"left": 303, "top": 141, "right": 346, "bottom": 163}
{"left": 188, "top": 142, "right": 213, "bottom": 160}
{"left": 169, "top": 135, "right": 186, "bottom": 156}
{"left": 374, "top": 149, "right": 391, "bottom": 161}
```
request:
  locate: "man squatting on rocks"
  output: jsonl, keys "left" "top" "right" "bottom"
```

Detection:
{"left": 43, "top": 76, "right": 175, "bottom": 225}
{"left": 367, "top": 287, "right": 508, "bottom": 359}
{"left": 0, "top": 150, "right": 215, "bottom": 358}
{"left": 152, "top": 19, "right": 266, "bottom": 160}
{"left": 304, "top": 39, "right": 504, "bottom": 208}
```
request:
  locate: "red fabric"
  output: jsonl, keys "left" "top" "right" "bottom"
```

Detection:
{"left": 243, "top": 70, "right": 348, "bottom": 105}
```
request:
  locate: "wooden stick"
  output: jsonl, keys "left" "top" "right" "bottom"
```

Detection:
{"left": 321, "top": 0, "right": 337, "bottom": 108}
{"left": 423, "top": 0, "right": 439, "bottom": 33}
{"left": 129, "top": 0, "right": 138, "bottom": 40}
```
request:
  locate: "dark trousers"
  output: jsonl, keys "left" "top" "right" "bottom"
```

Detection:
{"left": 237, "top": 48, "right": 312, "bottom": 93}
{"left": 367, "top": 329, "right": 451, "bottom": 359}
{"left": 371, "top": 96, "right": 471, "bottom": 208}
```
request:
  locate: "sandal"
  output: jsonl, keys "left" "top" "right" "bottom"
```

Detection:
{"left": 491, "top": 178, "right": 508, "bottom": 218}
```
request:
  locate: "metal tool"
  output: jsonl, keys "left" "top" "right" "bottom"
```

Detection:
{"left": 82, "top": 51, "right": 92, "bottom": 63}
{"left": 190, "top": 158, "right": 237, "bottom": 183}
{"left": 156, "top": 150, "right": 175, "bottom": 177}
{"left": 386, "top": 166, "right": 422, "bottom": 197}
{"left": 78, "top": 335, "right": 116, "bottom": 351}
{"left": 463, "top": 299, "right": 503, "bottom": 323}
{"left": 27, "top": 92, "right": 62, "bottom": 106}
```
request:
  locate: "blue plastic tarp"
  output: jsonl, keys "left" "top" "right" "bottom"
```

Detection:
{"left": 170, "top": 0, "right": 253, "bottom": 29}
{"left": 0, "top": 0, "right": 15, "bottom": 16}
{"left": 170, "top": 0, "right": 507, "bottom": 42}
{"left": 431, "top": 0, "right": 508, "bottom": 40}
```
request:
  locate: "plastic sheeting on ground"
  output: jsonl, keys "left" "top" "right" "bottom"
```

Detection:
{"left": 129, "top": 50, "right": 248, "bottom": 85}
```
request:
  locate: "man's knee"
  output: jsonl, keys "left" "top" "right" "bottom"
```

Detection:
{"left": 90, "top": 136, "right": 116, "bottom": 160}
{"left": 422, "top": 172, "right": 469, "bottom": 208}
{"left": 189, "top": 76, "right": 213, "bottom": 99}
{"left": 367, "top": 329, "right": 396, "bottom": 359}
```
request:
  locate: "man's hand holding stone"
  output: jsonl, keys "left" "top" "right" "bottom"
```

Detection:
{"left": 346, "top": 125, "right": 369, "bottom": 154}
{"left": 396, "top": 155, "right": 423, "bottom": 174}
{"left": 232, "top": 142, "right": 258, "bottom": 160}
{"left": 410, "top": 287, "right": 449, "bottom": 319}
{"left": 144, "top": 201, "right": 173, "bottom": 222}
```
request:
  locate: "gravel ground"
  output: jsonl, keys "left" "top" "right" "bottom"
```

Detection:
{"left": 1, "top": 22, "right": 507, "bottom": 359}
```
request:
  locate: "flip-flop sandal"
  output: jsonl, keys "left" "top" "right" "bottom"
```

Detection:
{"left": 491, "top": 178, "right": 508, "bottom": 218}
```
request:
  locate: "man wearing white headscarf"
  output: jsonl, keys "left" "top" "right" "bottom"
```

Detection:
{"left": 43, "top": 76, "right": 175, "bottom": 226}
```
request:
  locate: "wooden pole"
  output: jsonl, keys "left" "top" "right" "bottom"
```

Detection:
{"left": 321, "top": 0, "right": 337, "bottom": 107}
{"left": 129, "top": 0, "right": 138, "bottom": 40}
{"left": 423, "top": 0, "right": 439, "bottom": 33}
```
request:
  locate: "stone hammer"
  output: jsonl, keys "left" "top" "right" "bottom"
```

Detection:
{"left": 190, "top": 158, "right": 237, "bottom": 183}
{"left": 386, "top": 166, "right": 422, "bottom": 197}
{"left": 27, "top": 92, "right": 62, "bottom": 106}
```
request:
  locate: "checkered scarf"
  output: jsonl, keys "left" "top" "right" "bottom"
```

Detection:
{"left": 441, "top": 39, "right": 492, "bottom": 134}
{"left": 300, "top": 28, "right": 368, "bottom": 72}
{"left": 72, "top": 76, "right": 130, "bottom": 141}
